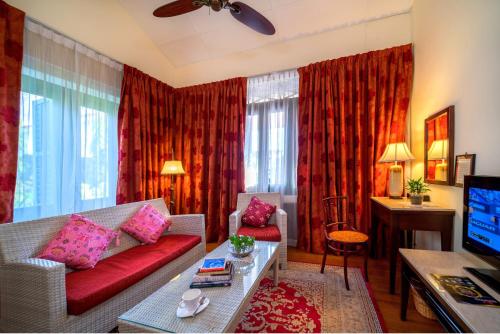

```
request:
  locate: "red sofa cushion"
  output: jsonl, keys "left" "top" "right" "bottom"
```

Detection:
{"left": 65, "top": 234, "right": 201, "bottom": 315}
{"left": 237, "top": 224, "right": 281, "bottom": 242}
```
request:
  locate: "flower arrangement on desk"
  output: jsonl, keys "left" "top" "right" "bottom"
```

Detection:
{"left": 228, "top": 234, "right": 255, "bottom": 258}
{"left": 406, "top": 177, "right": 430, "bottom": 205}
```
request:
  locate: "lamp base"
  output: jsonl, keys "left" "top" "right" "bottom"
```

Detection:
{"left": 388, "top": 164, "right": 404, "bottom": 198}
{"left": 389, "top": 195, "right": 403, "bottom": 199}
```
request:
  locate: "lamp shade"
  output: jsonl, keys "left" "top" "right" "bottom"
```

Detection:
{"left": 427, "top": 139, "right": 448, "bottom": 160}
{"left": 161, "top": 160, "right": 185, "bottom": 175}
{"left": 378, "top": 142, "right": 415, "bottom": 163}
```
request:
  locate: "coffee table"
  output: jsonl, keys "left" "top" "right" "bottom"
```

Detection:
{"left": 118, "top": 240, "right": 280, "bottom": 333}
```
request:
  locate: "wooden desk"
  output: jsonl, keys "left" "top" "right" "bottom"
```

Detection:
{"left": 370, "top": 197, "right": 455, "bottom": 294}
{"left": 400, "top": 249, "right": 500, "bottom": 332}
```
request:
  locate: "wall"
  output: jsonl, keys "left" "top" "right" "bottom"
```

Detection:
{"left": 173, "top": 13, "right": 412, "bottom": 87}
{"left": 5, "top": 0, "right": 178, "bottom": 85}
{"left": 411, "top": 0, "right": 500, "bottom": 251}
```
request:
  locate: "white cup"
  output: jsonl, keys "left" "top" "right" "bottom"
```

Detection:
{"left": 179, "top": 289, "right": 201, "bottom": 310}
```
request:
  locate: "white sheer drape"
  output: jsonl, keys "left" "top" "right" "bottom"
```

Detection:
{"left": 245, "top": 70, "right": 299, "bottom": 194}
{"left": 244, "top": 70, "right": 299, "bottom": 245}
{"left": 14, "top": 19, "right": 123, "bottom": 222}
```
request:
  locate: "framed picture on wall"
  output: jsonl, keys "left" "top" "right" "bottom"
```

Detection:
{"left": 454, "top": 153, "right": 476, "bottom": 187}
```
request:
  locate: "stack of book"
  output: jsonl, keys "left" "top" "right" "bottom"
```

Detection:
{"left": 190, "top": 257, "right": 234, "bottom": 288}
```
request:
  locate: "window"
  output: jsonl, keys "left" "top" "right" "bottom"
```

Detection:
{"left": 244, "top": 70, "right": 299, "bottom": 195}
{"left": 14, "top": 20, "right": 123, "bottom": 222}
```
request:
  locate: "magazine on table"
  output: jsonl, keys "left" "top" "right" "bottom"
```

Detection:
{"left": 432, "top": 274, "right": 500, "bottom": 307}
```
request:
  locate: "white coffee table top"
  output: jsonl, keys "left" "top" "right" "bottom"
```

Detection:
{"left": 118, "top": 240, "right": 279, "bottom": 333}
{"left": 400, "top": 249, "right": 500, "bottom": 333}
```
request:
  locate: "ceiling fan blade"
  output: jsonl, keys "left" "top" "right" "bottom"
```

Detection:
{"left": 230, "top": 2, "right": 276, "bottom": 35}
{"left": 153, "top": 0, "right": 202, "bottom": 17}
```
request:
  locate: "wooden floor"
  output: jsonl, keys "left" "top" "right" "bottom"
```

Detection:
{"left": 207, "top": 243, "right": 444, "bottom": 333}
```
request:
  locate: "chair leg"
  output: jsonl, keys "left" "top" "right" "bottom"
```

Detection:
{"left": 343, "top": 250, "right": 350, "bottom": 290}
{"left": 364, "top": 243, "right": 369, "bottom": 282}
{"left": 321, "top": 239, "right": 328, "bottom": 273}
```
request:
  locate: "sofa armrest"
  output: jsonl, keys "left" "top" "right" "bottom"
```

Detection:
{"left": 168, "top": 214, "right": 206, "bottom": 244}
{"left": 276, "top": 208, "right": 288, "bottom": 240}
{"left": 0, "top": 258, "right": 66, "bottom": 332}
{"left": 229, "top": 210, "right": 242, "bottom": 237}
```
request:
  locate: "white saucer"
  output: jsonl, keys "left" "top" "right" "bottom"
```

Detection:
{"left": 176, "top": 297, "right": 210, "bottom": 318}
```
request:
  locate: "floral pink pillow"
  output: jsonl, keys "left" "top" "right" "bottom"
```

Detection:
{"left": 38, "top": 214, "right": 118, "bottom": 270}
{"left": 241, "top": 196, "right": 277, "bottom": 228}
{"left": 120, "top": 204, "right": 171, "bottom": 244}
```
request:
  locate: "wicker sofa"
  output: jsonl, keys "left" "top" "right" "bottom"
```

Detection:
{"left": 0, "top": 199, "right": 206, "bottom": 333}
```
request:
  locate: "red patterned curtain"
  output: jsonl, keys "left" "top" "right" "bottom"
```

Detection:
{"left": 297, "top": 44, "right": 413, "bottom": 253}
{"left": 116, "top": 65, "right": 175, "bottom": 204}
{"left": 0, "top": 1, "right": 24, "bottom": 223}
{"left": 173, "top": 78, "right": 247, "bottom": 242}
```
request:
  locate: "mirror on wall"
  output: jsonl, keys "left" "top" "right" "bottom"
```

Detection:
{"left": 424, "top": 106, "right": 455, "bottom": 185}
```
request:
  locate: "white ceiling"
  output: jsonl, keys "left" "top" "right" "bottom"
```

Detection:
{"left": 118, "top": 0, "right": 412, "bottom": 67}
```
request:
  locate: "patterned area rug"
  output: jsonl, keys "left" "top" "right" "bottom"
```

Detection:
{"left": 236, "top": 262, "right": 386, "bottom": 333}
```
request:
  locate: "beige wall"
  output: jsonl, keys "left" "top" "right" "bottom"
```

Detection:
{"left": 411, "top": 0, "right": 500, "bottom": 251}
{"left": 172, "top": 13, "right": 412, "bottom": 87}
{"left": 6, "top": 0, "right": 412, "bottom": 88}
{"left": 6, "top": 0, "right": 179, "bottom": 85}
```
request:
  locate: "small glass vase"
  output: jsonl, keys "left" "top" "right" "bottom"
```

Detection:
{"left": 410, "top": 194, "right": 423, "bottom": 205}
{"left": 228, "top": 243, "right": 254, "bottom": 258}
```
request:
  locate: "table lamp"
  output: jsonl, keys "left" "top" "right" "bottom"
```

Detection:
{"left": 378, "top": 142, "right": 415, "bottom": 199}
{"left": 427, "top": 139, "right": 448, "bottom": 181}
{"left": 161, "top": 155, "right": 185, "bottom": 214}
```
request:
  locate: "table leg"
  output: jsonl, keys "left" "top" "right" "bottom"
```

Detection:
{"left": 441, "top": 218, "right": 453, "bottom": 251}
{"left": 400, "top": 260, "right": 410, "bottom": 320}
{"left": 273, "top": 255, "right": 279, "bottom": 286}
{"left": 389, "top": 219, "right": 399, "bottom": 294}
{"left": 370, "top": 214, "right": 379, "bottom": 258}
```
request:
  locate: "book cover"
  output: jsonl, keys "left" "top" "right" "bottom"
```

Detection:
{"left": 432, "top": 274, "right": 500, "bottom": 307}
{"left": 190, "top": 280, "right": 232, "bottom": 288}
{"left": 199, "top": 258, "right": 226, "bottom": 273}
{"left": 197, "top": 261, "right": 233, "bottom": 275}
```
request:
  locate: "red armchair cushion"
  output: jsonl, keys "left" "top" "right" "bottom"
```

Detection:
{"left": 65, "top": 234, "right": 201, "bottom": 315}
{"left": 237, "top": 224, "right": 281, "bottom": 242}
{"left": 241, "top": 196, "right": 277, "bottom": 227}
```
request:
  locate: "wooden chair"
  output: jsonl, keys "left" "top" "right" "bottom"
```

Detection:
{"left": 320, "top": 196, "right": 369, "bottom": 290}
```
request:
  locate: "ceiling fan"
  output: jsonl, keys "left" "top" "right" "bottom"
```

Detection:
{"left": 153, "top": 0, "right": 276, "bottom": 35}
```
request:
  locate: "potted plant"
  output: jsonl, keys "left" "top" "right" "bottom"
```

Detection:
{"left": 406, "top": 177, "right": 430, "bottom": 205}
{"left": 228, "top": 234, "right": 255, "bottom": 258}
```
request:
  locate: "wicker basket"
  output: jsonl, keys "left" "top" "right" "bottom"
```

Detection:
{"left": 411, "top": 286, "right": 437, "bottom": 320}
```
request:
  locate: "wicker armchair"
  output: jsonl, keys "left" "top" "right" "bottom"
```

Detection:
{"left": 229, "top": 192, "right": 287, "bottom": 269}
{"left": 0, "top": 199, "right": 206, "bottom": 333}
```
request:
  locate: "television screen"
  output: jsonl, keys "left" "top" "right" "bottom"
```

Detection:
{"left": 467, "top": 187, "right": 500, "bottom": 253}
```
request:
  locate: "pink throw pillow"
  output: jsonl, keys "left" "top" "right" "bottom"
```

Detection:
{"left": 38, "top": 214, "right": 118, "bottom": 270}
{"left": 241, "top": 196, "right": 277, "bottom": 228}
{"left": 120, "top": 204, "right": 171, "bottom": 244}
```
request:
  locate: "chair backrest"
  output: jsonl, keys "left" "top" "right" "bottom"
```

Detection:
{"left": 237, "top": 192, "right": 281, "bottom": 225}
{"left": 322, "top": 196, "right": 351, "bottom": 232}
{"left": 0, "top": 199, "right": 169, "bottom": 265}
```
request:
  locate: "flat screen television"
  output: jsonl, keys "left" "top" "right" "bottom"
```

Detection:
{"left": 463, "top": 175, "right": 500, "bottom": 293}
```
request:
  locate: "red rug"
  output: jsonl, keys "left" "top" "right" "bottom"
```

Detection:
{"left": 236, "top": 262, "right": 386, "bottom": 333}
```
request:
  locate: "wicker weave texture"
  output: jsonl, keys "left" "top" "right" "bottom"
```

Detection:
{"left": 118, "top": 240, "right": 279, "bottom": 333}
{"left": 230, "top": 193, "right": 287, "bottom": 269}
{"left": 0, "top": 199, "right": 206, "bottom": 333}
{"left": 0, "top": 199, "right": 171, "bottom": 265}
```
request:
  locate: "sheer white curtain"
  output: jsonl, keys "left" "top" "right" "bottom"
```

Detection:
{"left": 14, "top": 20, "right": 123, "bottom": 222}
{"left": 245, "top": 70, "right": 298, "bottom": 194}
{"left": 245, "top": 69, "right": 299, "bottom": 244}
